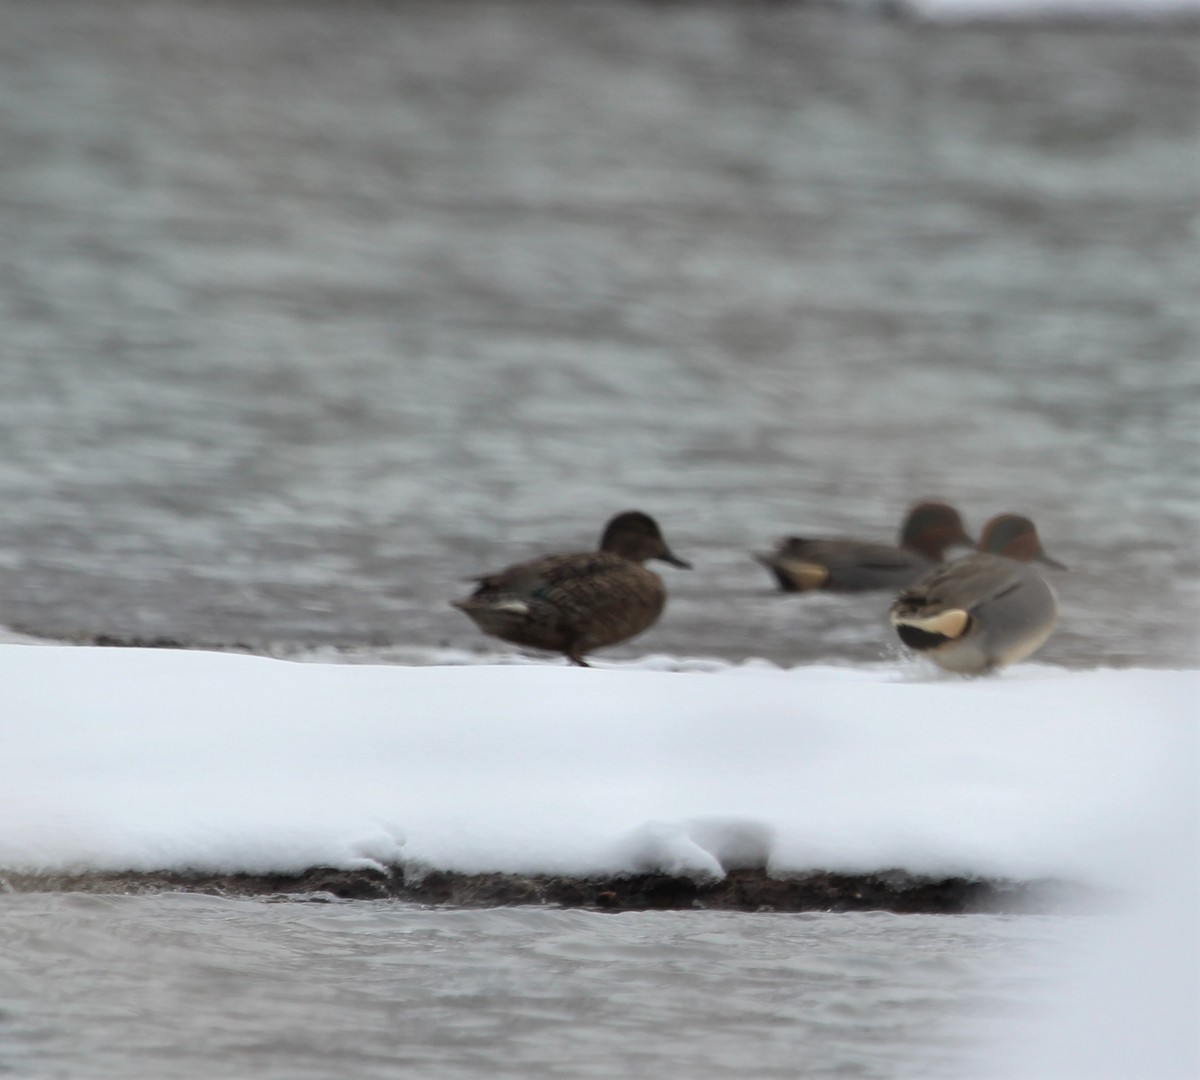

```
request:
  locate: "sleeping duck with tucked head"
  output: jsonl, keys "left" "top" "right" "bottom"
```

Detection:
{"left": 889, "top": 513, "right": 1065, "bottom": 675}
{"left": 452, "top": 510, "right": 691, "bottom": 666}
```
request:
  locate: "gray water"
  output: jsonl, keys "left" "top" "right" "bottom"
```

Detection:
{"left": 0, "top": 893, "right": 1086, "bottom": 1080}
{"left": 0, "top": 0, "right": 1197, "bottom": 667}
{"left": 0, "top": 3, "right": 1197, "bottom": 1077}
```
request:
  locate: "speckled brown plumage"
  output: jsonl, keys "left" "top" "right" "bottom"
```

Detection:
{"left": 452, "top": 511, "right": 690, "bottom": 666}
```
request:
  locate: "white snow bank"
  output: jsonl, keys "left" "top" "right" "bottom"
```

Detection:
{"left": 0, "top": 645, "right": 1194, "bottom": 887}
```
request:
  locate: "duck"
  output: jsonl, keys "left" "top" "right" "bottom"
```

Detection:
{"left": 888, "top": 513, "right": 1065, "bottom": 675}
{"left": 451, "top": 510, "right": 691, "bottom": 666}
{"left": 755, "top": 501, "right": 974, "bottom": 593}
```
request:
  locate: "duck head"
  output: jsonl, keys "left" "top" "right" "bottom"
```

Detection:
{"left": 900, "top": 502, "right": 975, "bottom": 560}
{"left": 979, "top": 513, "right": 1066, "bottom": 568}
{"left": 600, "top": 511, "right": 692, "bottom": 568}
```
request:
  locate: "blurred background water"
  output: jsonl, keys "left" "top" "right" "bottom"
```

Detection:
{"left": 0, "top": 0, "right": 1196, "bottom": 668}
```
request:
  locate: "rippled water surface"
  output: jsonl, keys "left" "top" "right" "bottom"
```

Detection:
{"left": 0, "top": 0, "right": 1197, "bottom": 668}
{"left": 0, "top": 893, "right": 1089, "bottom": 1080}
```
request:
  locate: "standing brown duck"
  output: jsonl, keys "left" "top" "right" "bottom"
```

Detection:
{"left": 451, "top": 511, "right": 691, "bottom": 666}
{"left": 755, "top": 502, "right": 974, "bottom": 593}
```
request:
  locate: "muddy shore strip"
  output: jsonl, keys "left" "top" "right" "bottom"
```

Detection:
{"left": 0, "top": 867, "right": 1099, "bottom": 914}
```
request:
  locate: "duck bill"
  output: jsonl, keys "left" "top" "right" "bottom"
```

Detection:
{"left": 661, "top": 552, "right": 692, "bottom": 569}
{"left": 1037, "top": 551, "right": 1067, "bottom": 570}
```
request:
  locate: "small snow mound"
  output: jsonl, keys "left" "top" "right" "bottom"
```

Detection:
{"left": 606, "top": 817, "right": 777, "bottom": 880}
{"left": 610, "top": 822, "right": 725, "bottom": 881}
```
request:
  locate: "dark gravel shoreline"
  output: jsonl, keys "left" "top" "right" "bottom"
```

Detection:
{"left": 0, "top": 867, "right": 1099, "bottom": 914}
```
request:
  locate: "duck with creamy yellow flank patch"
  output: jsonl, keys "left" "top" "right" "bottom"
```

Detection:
{"left": 755, "top": 502, "right": 974, "bottom": 593}
{"left": 889, "top": 514, "right": 1065, "bottom": 675}
{"left": 452, "top": 511, "right": 691, "bottom": 667}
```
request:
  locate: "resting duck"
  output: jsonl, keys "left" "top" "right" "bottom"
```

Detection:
{"left": 452, "top": 511, "right": 691, "bottom": 666}
{"left": 889, "top": 513, "right": 1064, "bottom": 675}
{"left": 755, "top": 502, "right": 974, "bottom": 593}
